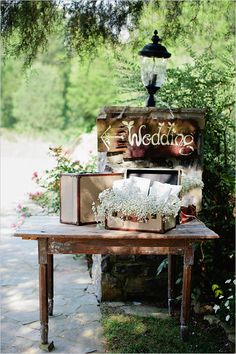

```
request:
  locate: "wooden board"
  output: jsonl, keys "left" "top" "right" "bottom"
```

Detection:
{"left": 106, "top": 213, "right": 176, "bottom": 233}
{"left": 97, "top": 107, "right": 205, "bottom": 159}
{"left": 14, "top": 216, "right": 219, "bottom": 241}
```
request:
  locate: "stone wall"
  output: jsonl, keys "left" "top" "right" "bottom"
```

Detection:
{"left": 92, "top": 254, "right": 168, "bottom": 303}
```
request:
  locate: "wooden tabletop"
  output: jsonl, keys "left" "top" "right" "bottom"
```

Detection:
{"left": 14, "top": 216, "right": 219, "bottom": 241}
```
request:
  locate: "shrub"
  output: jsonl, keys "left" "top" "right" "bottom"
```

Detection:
{"left": 212, "top": 279, "right": 236, "bottom": 326}
{"left": 30, "top": 146, "right": 96, "bottom": 213}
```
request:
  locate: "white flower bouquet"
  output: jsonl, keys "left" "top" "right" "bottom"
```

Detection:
{"left": 92, "top": 178, "right": 181, "bottom": 233}
{"left": 181, "top": 174, "right": 204, "bottom": 195}
{"left": 180, "top": 172, "right": 204, "bottom": 214}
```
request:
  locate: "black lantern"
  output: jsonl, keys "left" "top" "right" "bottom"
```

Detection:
{"left": 139, "top": 30, "right": 171, "bottom": 107}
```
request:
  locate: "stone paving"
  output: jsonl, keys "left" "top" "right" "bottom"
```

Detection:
{"left": 1, "top": 210, "right": 105, "bottom": 354}
{"left": 1, "top": 134, "right": 105, "bottom": 353}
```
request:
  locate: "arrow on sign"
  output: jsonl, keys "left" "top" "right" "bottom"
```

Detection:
{"left": 100, "top": 125, "right": 125, "bottom": 150}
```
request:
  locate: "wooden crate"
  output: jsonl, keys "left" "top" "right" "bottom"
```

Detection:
{"left": 60, "top": 173, "right": 123, "bottom": 225}
{"left": 105, "top": 168, "right": 180, "bottom": 233}
{"left": 106, "top": 213, "right": 176, "bottom": 233}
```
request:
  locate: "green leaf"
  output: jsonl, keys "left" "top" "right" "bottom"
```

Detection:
{"left": 212, "top": 284, "right": 220, "bottom": 291}
{"left": 156, "top": 258, "right": 168, "bottom": 276}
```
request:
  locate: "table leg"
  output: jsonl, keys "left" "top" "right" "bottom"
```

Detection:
{"left": 38, "top": 239, "right": 54, "bottom": 352}
{"left": 168, "top": 254, "right": 176, "bottom": 316}
{"left": 180, "top": 245, "right": 194, "bottom": 341}
{"left": 47, "top": 255, "right": 54, "bottom": 316}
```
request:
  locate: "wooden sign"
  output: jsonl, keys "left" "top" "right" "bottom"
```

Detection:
{"left": 97, "top": 107, "right": 205, "bottom": 160}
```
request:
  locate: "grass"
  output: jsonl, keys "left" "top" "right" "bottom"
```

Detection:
{"left": 101, "top": 305, "right": 234, "bottom": 353}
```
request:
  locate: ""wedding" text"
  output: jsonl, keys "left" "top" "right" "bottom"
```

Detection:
{"left": 123, "top": 121, "right": 195, "bottom": 156}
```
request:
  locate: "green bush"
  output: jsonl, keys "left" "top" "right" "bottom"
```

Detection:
{"left": 30, "top": 146, "right": 96, "bottom": 213}
{"left": 212, "top": 279, "right": 236, "bottom": 326}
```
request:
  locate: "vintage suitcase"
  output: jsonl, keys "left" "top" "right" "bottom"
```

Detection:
{"left": 106, "top": 168, "right": 181, "bottom": 233}
{"left": 60, "top": 173, "right": 123, "bottom": 225}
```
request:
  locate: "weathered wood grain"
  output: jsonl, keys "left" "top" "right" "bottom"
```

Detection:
{"left": 168, "top": 254, "right": 176, "bottom": 316}
{"left": 15, "top": 216, "right": 219, "bottom": 241}
{"left": 38, "top": 239, "right": 48, "bottom": 264}
{"left": 49, "top": 238, "right": 188, "bottom": 247}
{"left": 47, "top": 255, "right": 53, "bottom": 316}
{"left": 39, "top": 263, "right": 48, "bottom": 344}
{"left": 97, "top": 107, "right": 205, "bottom": 159}
{"left": 98, "top": 107, "right": 205, "bottom": 123}
{"left": 48, "top": 243, "right": 184, "bottom": 255}
{"left": 180, "top": 246, "right": 194, "bottom": 341}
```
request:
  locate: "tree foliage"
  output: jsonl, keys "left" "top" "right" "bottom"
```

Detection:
{"left": 66, "top": 52, "right": 117, "bottom": 132}
{"left": 1, "top": 0, "right": 143, "bottom": 66}
{"left": 13, "top": 63, "right": 65, "bottom": 131}
{"left": 1, "top": 58, "right": 21, "bottom": 127}
{"left": 1, "top": 47, "right": 118, "bottom": 134}
{"left": 1, "top": 0, "right": 60, "bottom": 66}
{"left": 2, "top": 0, "right": 234, "bottom": 67}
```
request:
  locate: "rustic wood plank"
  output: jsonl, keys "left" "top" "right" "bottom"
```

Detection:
{"left": 38, "top": 239, "right": 48, "bottom": 265}
{"left": 98, "top": 107, "right": 206, "bottom": 124}
{"left": 14, "top": 216, "right": 219, "bottom": 241}
{"left": 97, "top": 107, "right": 205, "bottom": 166}
{"left": 39, "top": 263, "right": 48, "bottom": 344}
{"left": 180, "top": 246, "right": 194, "bottom": 341}
{"left": 168, "top": 254, "right": 176, "bottom": 316}
{"left": 49, "top": 238, "right": 188, "bottom": 247}
{"left": 47, "top": 255, "right": 53, "bottom": 317}
{"left": 48, "top": 243, "right": 184, "bottom": 255}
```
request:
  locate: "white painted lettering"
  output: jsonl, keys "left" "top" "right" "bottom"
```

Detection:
{"left": 143, "top": 133, "right": 151, "bottom": 145}
{"left": 127, "top": 124, "right": 146, "bottom": 146}
{"left": 180, "top": 145, "right": 194, "bottom": 156}
{"left": 122, "top": 120, "right": 195, "bottom": 156}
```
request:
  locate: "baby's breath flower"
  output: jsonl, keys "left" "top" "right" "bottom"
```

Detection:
{"left": 181, "top": 174, "right": 204, "bottom": 194}
{"left": 93, "top": 181, "right": 181, "bottom": 225}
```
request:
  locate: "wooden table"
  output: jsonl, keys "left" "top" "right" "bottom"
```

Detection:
{"left": 14, "top": 216, "right": 219, "bottom": 351}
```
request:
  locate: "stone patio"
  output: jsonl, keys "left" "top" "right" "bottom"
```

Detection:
{"left": 1, "top": 210, "right": 105, "bottom": 354}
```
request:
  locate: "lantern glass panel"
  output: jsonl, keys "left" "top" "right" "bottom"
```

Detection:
{"left": 141, "top": 57, "right": 167, "bottom": 88}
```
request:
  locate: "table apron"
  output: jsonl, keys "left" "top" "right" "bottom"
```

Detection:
{"left": 47, "top": 238, "right": 192, "bottom": 255}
